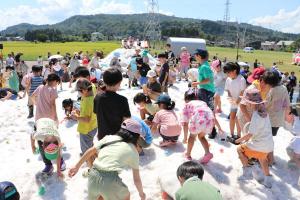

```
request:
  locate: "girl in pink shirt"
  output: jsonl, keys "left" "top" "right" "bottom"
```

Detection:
{"left": 152, "top": 94, "right": 181, "bottom": 147}
{"left": 179, "top": 47, "right": 191, "bottom": 81}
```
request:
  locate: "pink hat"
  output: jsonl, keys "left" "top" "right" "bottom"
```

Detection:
{"left": 121, "top": 118, "right": 142, "bottom": 135}
{"left": 247, "top": 67, "right": 265, "bottom": 83}
{"left": 211, "top": 60, "right": 221, "bottom": 71}
{"left": 82, "top": 58, "right": 89, "bottom": 65}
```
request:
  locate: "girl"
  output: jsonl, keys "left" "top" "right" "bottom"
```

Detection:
{"left": 31, "top": 118, "right": 65, "bottom": 177}
{"left": 70, "top": 78, "right": 97, "bottom": 167}
{"left": 181, "top": 90, "right": 215, "bottom": 164}
{"left": 179, "top": 47, "right": 191, "bottom": 81}
{"left": 68, "top": 118, "right": 146, "bottom": 200}
{"left": 235, "top": 88, "right": 274, "bottom": 188}
{"left": 152, "top": 94, "right": 181, "bottom": 147}
{"left": 211, "top": 60, "right": 226, "bottom": 113}
{"left": 133, "top": 93, "right": 159, "bottom": 124}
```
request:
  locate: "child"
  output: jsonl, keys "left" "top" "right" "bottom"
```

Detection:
{"left": 31, "top": 73, "right": 60, "bottom": 123}
{"left": 127, "top": 51, "right": 140, "bottom": 88}
{"left": 53, "top": 61, "right": 63, "bottom": 90}
{"left": 96, "top": 79, "right": 106, "bottom": 95}
{"left": 70, "top": 78, "right": 97, "bottom": 167}
{"left": 61, "top": 61, "right": 70, "bottom": 83}
{"left": 136, "top": 57, "right": 151, "bottom": 87}
{"left": 181, "top": 90, "right": 215, "bottom": 164}
{"left": 152, "top": 94, "right": 181, "bottom": 147}
{"left": 175, "top": 161, "right": 222, "bottom": 200}
{"left": 31, "top": 118, "right": 65, "bottom": 177}
{"left": 0, "top": 181, "right": 20, "bottom": 200}
{"left": 158, "top": 53, "right": 169, "bottom": 93}
{"left": 235, "top": 88, "right": 274, "bottom": 188}
{"left": 0, "top": 72, "right": 4, "bottom": 88}
{"left": 94, "top": 68, "right": 131, "bottom": 140}
{"left": 179, "top": 47, "right": 191, "bottom": 81}
{"left": 62, "top": 98, "right": 74, "bottom": 117}
{"left": 133, "top": 93, "right": 159, "bottom": 124}
{"left": 27, "top": 65, "right": 43, "bottom": 118}
{"left": 224, "top": 62, "right": 246, "bottom": 140}
{"left": 68, "top": 118, "right": 146, "bottom": 200}
{"left": 0, "top": 88, "right": 22, "bottom": 101}
{"left": 6, "top": 66, "right": 19, "bottom": 92}
{"left": 142, "top": 70, "right": 162, "bottom": 101}
{"left": 211, "top": 59, "right": 226, "bottom": 113}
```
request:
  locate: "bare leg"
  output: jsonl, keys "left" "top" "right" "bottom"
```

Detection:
{"left": 97, "top": 196, "right": 104, "bottom": 200}
{"left": 258, "top": 158, "right": 270, "bottom": 176}
{"left": 186, "top": 134, "right": 197, "bottom": 157}
{"left": 236, "top": 118, "right": 241, "bottom": 137}
{"left": 139, "top": 108, "right": 147, "bottom": 120}
{"left": 182, "top": 123, "right": 189, "bottom": 143}
{"left": 229, "top": 111, "right": 236, "bottom": 136}
{"left": 198, "top": 133, "right": 210, "bottom": 154}
{"left": 237, "top": 146, "right": 250, "bottom": 167}
{"left": 267, "top": 152, "right": 274, "bottom": 165}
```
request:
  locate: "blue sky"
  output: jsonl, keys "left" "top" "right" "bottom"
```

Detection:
{"left": 1, "top": 0, "right": 300, "bottom": 33}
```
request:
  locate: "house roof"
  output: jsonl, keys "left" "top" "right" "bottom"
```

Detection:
{"left": 277, "top": 41, "right": 294, "bottom": 46}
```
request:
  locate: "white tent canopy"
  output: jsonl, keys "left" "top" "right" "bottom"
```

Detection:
{"left": 167, "top": 37, "right": 206, "bottom": 56}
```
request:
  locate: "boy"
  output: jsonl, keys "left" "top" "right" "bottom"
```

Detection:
{"left": 158, "top": 53, "right": 169, "bottom": 93}
{"left": 94, "top": 68, "right": 131, "bottom": 140}
{"left": 142, "top": 70, "right": 162, "bottom": 101}
{"left": 165, "top": 44, "right": 176, "bottom": 68}
{"left": 127, "top": 47, "right": 141, "bottom": 88}
{"left": 287, "top": 71, "right": 297, "bottom": 102}
{"left": 27, "top": 65, "right": 43, "bottom": 118}
{"left": 136, "top": 57, "right": 151, "bottom": 87}
{"left": 223, "top": 62, "right": 246, "bottom": 140}
{"left": 175, "top": 161, "right": 222, "bottom": 200}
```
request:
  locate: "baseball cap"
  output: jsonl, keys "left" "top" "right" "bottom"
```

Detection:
{"left": 0, "top": 181, "right": 19, "bottom": 200}
{"left": 146, "top": 70, "right": 157, "bottom": 78}
{"left": 155, "top": 94, "right": 171, "bottom": 104}
{"left": 247, "top": 67, "right": 265, "bottom": 83}
{"left": 121, "top": 118, "right": 143, "bottom": 135}
{"left": 194, "top": 49, "right": 208, "bottom": 58}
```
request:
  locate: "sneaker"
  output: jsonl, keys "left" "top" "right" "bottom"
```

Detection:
{"left": 200, "top": 153, "right": 213, "bottom": 164}
{"left": 238, "top": 167, "right": 253, "bottom": 181}
{"left": 42, "top": 164, "right": 53, "bottom": 175}
{"left": 60, "top": 159, "right": 66, "bottom": 171}
{"left": 262, "top": 175, "right": 273, "bottom": 188}
{"left": 208, "top": 128, "right": 217, "bottom": 139}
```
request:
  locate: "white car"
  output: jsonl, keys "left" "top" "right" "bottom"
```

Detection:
{"left": 243, "top": 47, "right": 254, "bottom": 53}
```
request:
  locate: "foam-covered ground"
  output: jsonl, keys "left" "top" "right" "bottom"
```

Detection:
{"left": 1, "top": 79, "right": 300, "bottom": 200}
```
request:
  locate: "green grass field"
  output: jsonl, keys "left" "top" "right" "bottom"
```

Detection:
{"left": 2, "top": 41, "right": 299, "bottom": 76}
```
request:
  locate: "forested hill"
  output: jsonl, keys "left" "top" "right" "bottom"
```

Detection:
{"left": 1, "top": 13, "right": 299, "bottom": 42}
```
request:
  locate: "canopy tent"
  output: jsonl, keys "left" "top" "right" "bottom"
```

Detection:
{"left": 167, "top": 37, "right": 206, "bottom": 56}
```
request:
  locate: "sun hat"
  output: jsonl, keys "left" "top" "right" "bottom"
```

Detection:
{"left": 211, "top": 60, "right": 221, "bottom": 71}
{"left": 247, "top": 66, "right": 265, "bottom": 83}
{"left": 121, "top": 118, "right": 143, "bottom": 135}
{"left": 44, "top": 143, "right": 59, "bottom": 160}
{"left": 82, "top": 58, "right": 89, "bottom": 65}
{"left": 0, "top": 181, "right": 19, "bottom": 200}
{"left": 240, "top": 88, "right": 266, "bottom": 104}
{"left": 146, "top": 70, "right": 157, "bottom": 78}
{"left": 181, "top": 47, "right": 187, "bottom": 51}
{"left": 34, "top": 118, "right": 60, "bottom": 142}
{"left": 155, "top": 94, "right": 171, "bottom": 104}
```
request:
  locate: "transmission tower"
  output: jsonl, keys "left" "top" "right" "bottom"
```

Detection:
{"left": 143, "top": 0, "right": 161, "bottom": 42}
{"left": 223, "top": 0, "right": 231, "bottom": 41}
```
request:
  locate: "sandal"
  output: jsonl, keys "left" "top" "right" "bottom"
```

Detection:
{"left": 200, "top": 153, "right": 213, "bottom": 164}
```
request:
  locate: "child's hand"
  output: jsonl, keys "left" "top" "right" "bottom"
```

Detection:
{"left": 286, "top": 114, "right": 294, "bottom": 124}
{"left": 31, "top": 145, "right": 37, "bottom": 154}
{"left": 57, "top": 172, "right": 64, "bottom": 179}
{"left": 68, "top": 167, "right": 79, "bottom": 178}
{"left": 139, "top": 192, "right": 146, "bottom": 200}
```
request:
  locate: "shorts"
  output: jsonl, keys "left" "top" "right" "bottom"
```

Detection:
{"left": 55, "top": 69, "right": 64, "bottom": 77}
{"left": 198, "top": 88, "right": 215, "bottom": 111}
{"left": 240, "top": 144, "right": 268, "bottom": 160}
{"left": 160, "top": 134, "right": 179, "bottom": 142}
{"left": 80, "top": 128, "right": 97, "bottom": 154}
{"left": 88, "top": 168, "right": 129, "bottom": 200}
{"left": 128, "top": 71, "right": 137, "bottom": 81}
{"left": 230, "top": 106, "right": 238, "bottom": 113}
{"left": 139, "top": 77, "right": 148, "bottom": 86}
{"left": 189, "top": 112, "right": 214, "bottom": 135}
{"left": 10, "top": 94, "right": 18, "bottom": 100}
{"left": 215, "top": 87, "right": 224, "bottom": 96}
{"left": 180, "top": 65, "right": 189, "bottom": 74}
{"left": 272, "top": 127, "right": 279, "bottom": 136}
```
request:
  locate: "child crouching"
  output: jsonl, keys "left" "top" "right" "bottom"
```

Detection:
{"left": 235, "top": 88, "right": 274, "bottom": 188}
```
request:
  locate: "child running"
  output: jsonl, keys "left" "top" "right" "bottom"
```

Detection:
{"left": 71, "top": 78, "right": 97, "bottom": 167}
{"left": 151, "top": 94, "right": 181, "bottom": 147}
{"left": 224, "top": 62, "right": 246, "bottom": 140}
{"left": 235, "top": 88, "right": 274, "bottom": 188}
{"left": 68, "top": 118, "right": 146, "bottom": 200}
{"left": 181, "top": 89, "right": 215, "bottom": 164}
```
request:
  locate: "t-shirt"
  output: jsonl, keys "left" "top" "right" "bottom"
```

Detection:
{"left": 198, "top": 61, "right": 215, "bottom": 93}
{"left": 187, "top": 68, "right": 199, "bottom": 82}
{"left": 132, "top": 116, "right": 153, "bottom": 144}
{"left": 147, "top": 81, "right": 162, "bottom": 93}
{"left": 0, "top": 88, "right": 17, "bottom": 99}
{"left": 246, "top": 112, "right": 274, "bottom": 153}
{"left": 265, "top": 85, "right": 290, "bottom": 127}
{"left": 288, "top": 136, "right": 300, "bottom": 154}
{"left": 93, "top": 135, "right": 139, "bottom": 172}
{"left": 153, "top": 109, "right": 181, "bottom": 137}
{"left": 165, "top": 50, "right": 176, "bottom": 66}
{"left": 181, "top": 100, "right": 214, "bottom": 123}
{"left": 159, "top": 63, "right": 169, "bottom": 85}
{"left": 32, "top": 85, "right": 58, "bottom": 122}
{"left": 225, "top": 75, "right": 246, "bottom": 100}
{"left": 6, "top": 57, "right": 14, "bottom": 66}
{"left": 78, "top": 96, "right": 97, "bottom": 134}
{"left": 175, "top": 176, "right": 222, "bottom": 200}
{"left": 94, "top": 91, "right": 131, "bottom": 139}
{"left": 214, "top": 71, "right": 226, "bottom": 88}
{"left": 129, "top": 56, "right": 138, "bottom": 72}
{"left": 138, "top": 63, "right": 151, "bottom": 77}
{"left": 252, "top": 80, "right": 269, "bottom": 100}
{"left": 180, "top": 52, "right": 191, "bottom": 67}
{"left": 29, "top": 76, "right": 44, "bottom": 95}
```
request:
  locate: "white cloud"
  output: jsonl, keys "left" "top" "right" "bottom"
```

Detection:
{"left": 249, "top": 6, "right": 300, "bottom": 33}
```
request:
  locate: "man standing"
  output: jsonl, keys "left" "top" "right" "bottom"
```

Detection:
{"left": 287, "top": 71, "right": 297, "bottom": 102}
{"left": 192, "top": 49, "right": 217, "bottom": 139}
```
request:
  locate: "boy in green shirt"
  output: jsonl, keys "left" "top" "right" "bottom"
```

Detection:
{"left": 176, "top": 161, "right": 222, "bottom": 200}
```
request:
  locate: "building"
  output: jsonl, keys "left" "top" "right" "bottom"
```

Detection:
{"left": 261, "top": 41, "right": 277, "bottom": 51}
{"left": 276, "top": 41, "right": 294, "bottom": 49}
{"left": 91, "top": 32, "right": 104, "bottom": 42}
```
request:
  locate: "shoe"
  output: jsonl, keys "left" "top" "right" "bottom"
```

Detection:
{"left": 233, "top": 135, "right": 241, "bottom": 140}
{"left": 27, "top": 106, "right": 34, "bottom": 119}
{"left": 200, "top": 153, "right": 213, "bottom": 164}
{"left": 60, "top": 159, "right": 66, "bottom": 171}
{"left": 216, "top": 108, "right": 222, "bottom": 113}
{"left": 252, "top": 165, "right": 264, "bottom": 182}
{"left": 42, "top": 164, "right": 53, "bottom": 175}
{"left": 184, "top": 152, "right": 192, "bottom": 161}
{"left": 208, "top": 128, "right": 217, "bottom": 139}
{"left": 238, "top": 167, "right": 253, "bottom": 181}
{"left": 262, "top": 175, "right": 273, "bottom": 188}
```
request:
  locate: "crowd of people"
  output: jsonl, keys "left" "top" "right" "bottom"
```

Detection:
{"left": 1, "top": 43, "right": 300, "bottom": 200}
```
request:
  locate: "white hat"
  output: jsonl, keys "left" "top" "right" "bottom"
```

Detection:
{"left": 146, "top": 70, "right": 157, "bottom": 78}
{"left": 181, "top": 47, "right": 187, "bottom": 51}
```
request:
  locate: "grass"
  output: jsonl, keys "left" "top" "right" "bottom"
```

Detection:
{"left": 1, "top": 41, "right": 298, "bottom": 76}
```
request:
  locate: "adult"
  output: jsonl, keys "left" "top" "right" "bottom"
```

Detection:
{"left": 287, "top": 71, "right": 297, "bottom": 102}
{"left": 192, "top": 49, "right": 217, "bottom": 138}
{"left": 6, "top": 54, "right": 14, "bottom": 66}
